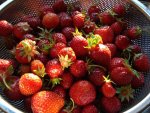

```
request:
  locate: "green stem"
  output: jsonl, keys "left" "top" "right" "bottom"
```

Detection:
{"left": 1, "top": 74, "right": 11, "bottom": 90}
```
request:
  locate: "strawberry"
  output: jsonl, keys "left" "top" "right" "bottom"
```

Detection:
{"left": 53, "top": 85, "right": 66, "bottom": 98}
{"left": 23, "top": 34, "right": 36, "bottom": 41}
{"left": 113, "top": 4, "right": 126, "bottom": 17}
{"left": 111, "top": 21, "right": 124, "bottom": 35}
{"left": 39, "top": 5, "right": 54, "bottom": 18}
{"left": 82, "top": 104, "right": 98, "bottom": 113}
{"left": 60, "top": 72, "right": 74, "bottom": 89}
{"left": 69, "top": 80, "right": 96, "bottom": 106}
{"left": 88, "top": 5, "right": 100, "bottom": 15}
{"left": 101, "top": 96, "right": 121, "bottom": 113}
{"left": 50, "top": 42, "right": 66, "bottom": 58}
{"left": 58, "top": 47, "right": 76, "bottom": 69}
{"left": 31, "top": 91, "right": 65, "bottom": 113}
{"left": 52, "top": 0, "right": 67, "bottom": 13}
{"left": 89, "top": 68, "right": 105, "bottom": 86}
{"left": 31, "top": 60, "right": 45, "bottom": 77}
{"left": 124, "top": 26, "right": 142, "bottom": 40}
{"left": 42, "top": 12, "right": 60, "bottom": 29}
{"left": 126, "top": 45, "right": 141, "bottom": 54}
{"left": 73, "top": 106, "right": 82, "bottom": 113}
{"left": 0, "top": 20, "right": 13, "bottom": 37}
{"left": 89, "top": 44, "right": 111, "bottom": 68}
{"left": 133, "top": 53, "right": 150, "bottom": 72}
{"left": 83, "top": 20, "right": 96, "bottom": 34}
{"left": 110, "top": 67, "right": 133, "bottom": 86}
{"left": 62, "top": 27, "right": 75, "bottom": 41}
{"left": 105, "top": 43, "right": 117, "bottom": 58}
{"left": 89, "top": 13, "right": 100, "bottom": 23}
{"left": 13, "top": 22, "right": 32, "bottom": 40}
{"left": 131, "top": 72, "right": 144, "bottom": 88}
{"left": 19, "top": 64, "right": 31, "bottom": 75}
{"left": 70, "top": 60, "right": 87, "bottom": 78}
{"left": 35, "top": 52, "right": 49, "bottom": 65}
{"left": 115, "top": 35, "right": 131, "bottom": 50}
{"left": 15, "top": 39, "right": 39, "bottom": 64}
{"left": 94, "top": 26, "right": 114, "bottom": 44}
{"left": 52, "top": 33, "right": 67, "bottom": 44}
{"left": 19, "top": 73, "right": 42, "bottom": 96}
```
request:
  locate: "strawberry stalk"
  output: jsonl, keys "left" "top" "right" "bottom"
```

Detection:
{"left": 63, "top": 98, "right": 75, "bottom": 113}
{"left": 0, "top": 74, "right": 11, "bottom": 90}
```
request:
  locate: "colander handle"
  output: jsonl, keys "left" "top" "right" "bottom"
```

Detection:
{"left": 0, "top": 0, "right": 14, "bottom": 11}
{"left": 127, "top": 0, "right": 150, "bottom": 20}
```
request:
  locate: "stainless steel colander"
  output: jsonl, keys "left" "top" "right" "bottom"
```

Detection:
{"left": 0, "top": 0, "right": 150, "bottom": 113}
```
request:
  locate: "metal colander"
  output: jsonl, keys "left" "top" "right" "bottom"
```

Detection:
{"left": 0, "top": 0, "right": 150, "bottom": 113}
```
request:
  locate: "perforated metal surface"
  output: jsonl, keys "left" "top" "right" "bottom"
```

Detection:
{"left": 0, "top": 0, "right": 150, "bottom": 112}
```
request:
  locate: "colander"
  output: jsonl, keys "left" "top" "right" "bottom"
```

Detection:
{"left": 0, "top": 0, "right": 150, "bottom": 113}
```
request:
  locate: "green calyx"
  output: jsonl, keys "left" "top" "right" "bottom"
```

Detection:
{"left": 33, "top": 66, "right": 46, "bottom": 78}
{"left": 73, "top": 27, "right": 82, "bottom": 37}
{"left": 117, "top": 85, "right": 134, "bottom": 102}
{"left": 38, "top": 27, "right": 53, "bottom": 39}
{"left": 135, "top": 26, "right": 142, "bottom": 36}
{"left": 0, "top": 74, "right": 11, "bottom": 90}
{"left": 51, "top": 78, "right": 62, "bottom": 89}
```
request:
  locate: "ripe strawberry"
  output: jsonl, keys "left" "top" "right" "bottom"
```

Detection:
{"left": 50, "top": 42, "right": 66, "bottom": 58}
{"left": 42, "top": 12, "right": 60, "bottom": 29}
{"left": 101, "top": 96, "right": 121, "bottom": 113}
{"left": 19, "top": 64, "right": 31, "bottom": 75}
{"left": 115, "top": 35, "right": 131, "bottom": 50}
{"left": 52, "top": 0, "right": 67, "bottom": 13}
{"left": 13, "top": 22, "right": 32, "bottom": 40}
{"left": 31, "top": 60, "right": 45, "bottom": 77}
{"left": 15, "top": 39, "right": 39, "bottom": 64}
{"left": 69, "top": 80, "right": 96, "bottom": 106}
{"left": 23, "top": 34, "right": 36, "bottom": 41}
{"left": 60, "top": 72, "right": 73, "bottom": 89}
{"left": 83, "top": 20, "right": 96, "bottom": 34}
{"left": 46, "top": 59, "right": 63, "bottom": 78}
{"left": 89, "top": 44, "right": 111, "bottom": 68}
{"left": 124, "top": 26, "right": 142, "bottom": 40}
{"left": 52, "top": 32, "right": 67, "bottom": 44}
{"left": 53, "top": 85, "right": 66, "bottom": 98}
{"left": 89, "top": 68, "right": 105, "bottom": 86}
{"left": 19, "top": 73, "right": 42, "bottom": 96}
{"left": 82, "top": 104, "right": 98, "bottom": 113}
{"left": 31, "top": 91, "right": 65, "bottom": 113}
{"left": 99, "top": 11, "right": 116, "bottom": 25}
{"left": 113, "top": 4, "right": 126, "bottom": 17}
{"left": 70, "top": 60, "right": 87, "bottom": 78}
{"left": 62, "top": 27, "right": 75, "bottom": 41}
{"left": 88, "top": 5, "right": 100, "bottom": 15}
{"left": 0, "top": 20, "right": 13, "bottom": 37}
{"left": 110, "top": 67, "right": 133, "bottom": 86}
{"left": 39, "top": 5, "right": 54, "bottom": 18}
{"left": 58, "top": 47, "right": 76, "bottom": 69}
{"left": 73, "top": 106, "right": 82, "bottom": 113}
{"left": 35, "top": 52, "right": 49, "bottom": 65}
{"left": 73, "top": 12, "right": 85, "bottom": 29}
{"left": 94, "top": 26, "right": 114, "bottom": 43}
{"left": 133, "top": 53, "right": 150, "bottom": 72}
{"left": 89, "top": 13, "right": 100, "bottom": 23}
{"left": 111, "top": 21, "right": 124, "bottom": 35}
{"left": 105, "top": 43, "right": 117, "bottom": 58}
{"left": 131, "top": 72, "right": 144, "bottom": 88}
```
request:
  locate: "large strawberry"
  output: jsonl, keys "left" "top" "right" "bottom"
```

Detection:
{"left": 15, "top": 39, "right": 39, "bottom": 64}
{"left": 31, "top": 91, "right": 65, "bottom": 113}
{"left": 69, "top": 80, "right": 96, "bottom": 106}
{"left": 19, "top": 73, "right": 42, "bottom": 96}
{"left": 52, "top": 0, "right": 67, "bottom": 13}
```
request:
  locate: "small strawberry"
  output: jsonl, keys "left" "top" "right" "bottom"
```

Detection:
{"left": 62, "top": 27, "right": 75, "bottom": 41}
{"left": 70, "top": 60, "right": 87, "bottom": 78}
{"left": 111, "top": 21, "right": 124, "bottom": 35}
{"left": 133, "top": 53, "right": 150, "bottom": 72}
{"left": 52, "top": 32, "right": 67, "bottom": 44}
{"left": 31, "top": 91, "right": 65, "bottom": 113}
{"left": 0, "top": 20, "right": 13, "bottom": 37}
{"left": 53, "top": 85, "right": 66, "bottom": 98}
{"left": 19, "top": 64, "right": 31, "bottom": 75}
{"left": 94, "top": 26, "right": 114, "bottom": 43}
{"left": 42, "top": 12, "right": 60, "bottom": 29}
{"left": 115, "top": 35, "right": 131, "bottom": 50}
{"left": 13, "top": 22, "right": 32, "bottom": 40}
{"left": 83, "top": 20, "right": 96, "bottom": 34}
{"left": 101, "top": 96, "right": 121, "bottom": 113}
{"left": 39, "top": 5, "right": 54, "bottom": 18}
{"left": 52, "top": 0, "right": 67, "bottom": 13}
{"left": 82, "top": 104, "right": 98, "bottom": 113}
{"left": 105, "top": 43, "right": 117, "bottom": 58}
{"left": 69, "top": 80, "right": 96, "bottom": 106}
{"left": 113, "top": 4, "right": 126, "bottom": 17}
{"left": 88, "top": 5, "right": 100, "bottom": 15}
{"left": 19, "top": 73, "right": 42, "bottom": 96}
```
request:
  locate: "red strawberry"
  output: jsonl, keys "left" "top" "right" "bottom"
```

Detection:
{"left": 73, "top": 106, "right": 82, "bottom": 113}
{"left": 101, "top": 96, "right": 121, "bottom": 113}
{"left": 105, "top": 43, "right": 117, "bottom": 58}
{"left": 88, "top": 5, "right": 100, "bottom": 15}
{"left": 60, "top": 72, "right": 73, "bottom": 89}
{"left": 19, "top": 64, "right": 31, "bottom": 75}
{"left": 70, "top": 60, "right": 87, "bottom": 78}
{"left": 13, "top": 22, "right": 32, "bottom": 40}
{"left": 89, "top": 68, "right": 105, "bottom": 86}
{"left": 23, "top": 34, "right": 36, "bottom": 41}
{"left": 42, "top": 12, "right": 60, "bottom": 29}
{"left": 131, "top": 72, "right": 144, "bottom": 88}
{"left": 111, "top": 21, "right": 124, "bottom": 35}
{"left": 50, "top": 42, "right": 66, "bottom": 58}
{"left": 115, "top": 35, "right": 131, "bottom": 50}
{"left": 19, "top": 73, "right": 42, "bottom": 96}
{"left": 69, "top": 80, "right": 96, "bottom": 106}
{"left": 52, "top": 32, "right": 67, "bottom": 44}
{"left": 99, "top": 11, "right": 116, "bottom": 25}
{"left": 82, "top": 104, "right": 98, "bottom": 113}
{"left": 90, "top": 13, "right": 100, "bottom": 23}
{"left": 15, "top": 39, "right": 39, "bottom": 64}
{"left": 94, "top": 26, "right": 114, "bottom": 43}
{"left": 58, "top": 47, "right": 76, "bottom": 69}
{"left": 31, "top": 91, "right": 65, "bottom": 113}
{"left": 53, "top": 85, "right": 66, "bottom": 98}
{"left": 0, "top": 20, "right": 13, "bottom": 37}
{"left": 73, "top": 12, "right": 85, "bottom": 29}
{"left": 83, "top": 20, "right": 96, "bottom": 34}
{"left": 110, "top": 67, "right": 133, "bottom": 86}
{"left": 52, "top": 0, "right": 67, "bottom": 13}
{"left": 62, "top": 27, "right": 75, "bottom": 41}
{"left": 113, "top": 4, "right": 126, "bottom": 17}
{"left": 39, "top": 5, "right": 54, "bottom": 18}
{"left": 31, "top": 60, "right": 45, "bottom": 77}
{"left": 133, "top": 53, "right": 150, "bottom": 72}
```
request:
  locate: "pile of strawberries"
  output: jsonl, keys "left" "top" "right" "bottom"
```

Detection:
{"left": 0, "top": 0, "right": 149, "bottom": 113}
